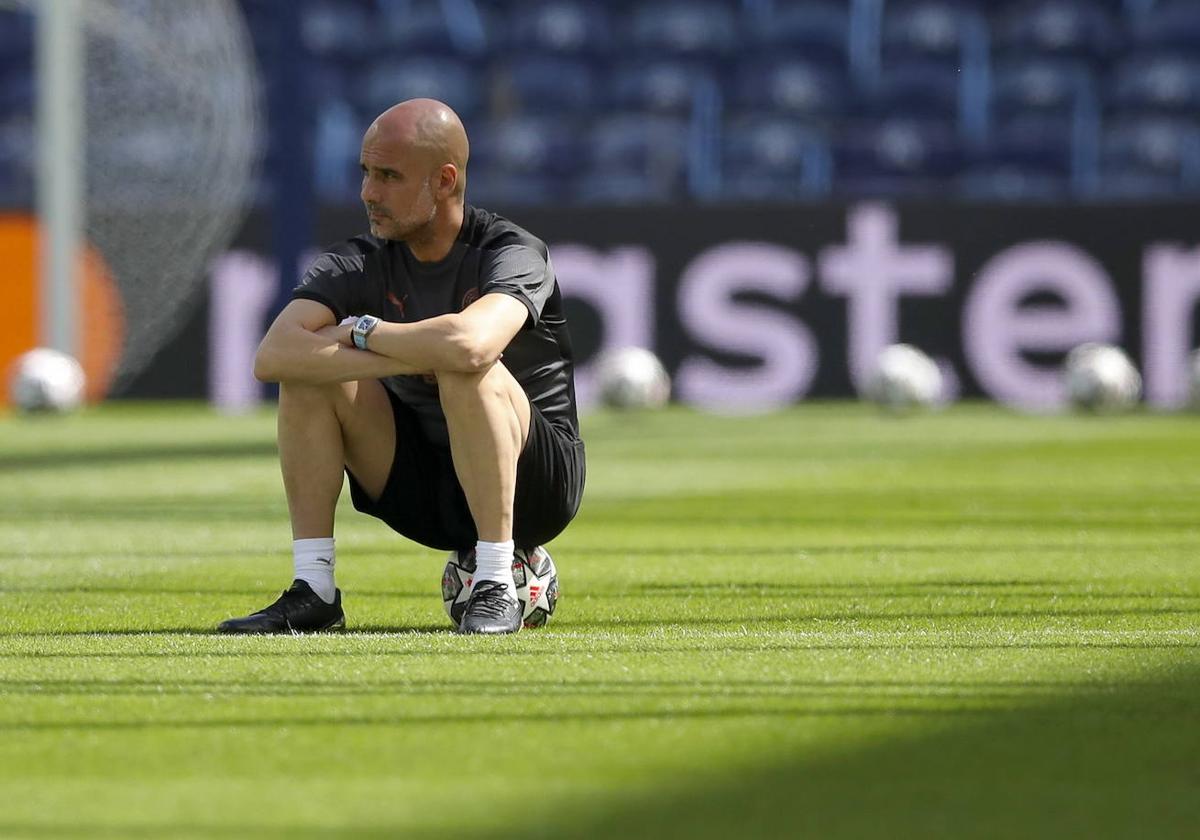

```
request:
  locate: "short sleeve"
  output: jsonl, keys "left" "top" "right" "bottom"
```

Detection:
{"left": 480, "top": 245, "right": 555, "bottom": 328}
{"left": 292, "top": 251, "right": 367, "bottom": 323}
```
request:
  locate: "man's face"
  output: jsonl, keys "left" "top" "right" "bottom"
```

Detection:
{"left": 359, "top": 134, "right": 438, "bottom": 242}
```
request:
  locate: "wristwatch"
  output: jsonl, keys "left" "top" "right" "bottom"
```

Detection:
{"left": 351, "top": 314, "right": 380, "bottom": 350}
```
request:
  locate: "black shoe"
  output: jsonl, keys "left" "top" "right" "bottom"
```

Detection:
{"left": 457, "top": 580, "right": 522, "bottom": 635}
{"left": 217, "top": 580, "right": 345, "bottom": 634}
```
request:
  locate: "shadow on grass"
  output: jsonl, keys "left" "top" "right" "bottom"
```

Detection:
{"left": 477, "top": 664, "right": 1200, "bottom": 840}
{"left": 0, "top": 441, "right": 276, "bottom": 473}
{"left": 1, "top": 669, "right": 1197, "bottom": 838}
{"left": 5, "top": 604, "right": 1198, "bottom": 640}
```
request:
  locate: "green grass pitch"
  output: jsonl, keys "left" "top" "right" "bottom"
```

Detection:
{"left": 1, "top": 401, "right": 1198, "bottom": 838}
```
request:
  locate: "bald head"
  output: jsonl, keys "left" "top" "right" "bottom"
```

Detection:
{"left": 365, "top": 99, "right": 468, "bottom": 197}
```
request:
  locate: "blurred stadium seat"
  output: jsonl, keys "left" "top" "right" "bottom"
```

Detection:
{"left": 314, "top": 99, "right": 364, "bottom": 202}
{"left": 744, "top": 0, "right": 851, "bottom": 69}
{"left": 608, "top": 59, "right": 719, "bottom": 117}
{"left": 357, "top": 56, "right": 483, "bottom": 120}
{"left": 859, "top": 59, "right": 963, "bottom": 121}
{"left": 626, "top": 0, "right": 740, "bottom": 59}
{"left": 578, "top": 113, "right": 691, "bottom": 203}
{"left": 1094, "top": 115, "right": 1200, "bottom": 196}
{"left": 992, "top": 0, "right": 1123, "bottom": 66}
{"left": 730, "top": 57, "right": 849, "bottom": 126}
{"left": 1109, "top": 53, "right": 1200, "bottom": 115}
{"left": 471, "top": 115, "right": 580, "bottom": 178}
{"left": 992, "top": 58, "right": 1097, "bottom": 120}
{"left": 497, "top": 55, "right": 598, "bottom": 116}
{"left": 301, "top": 0, "right": 378, "bottom": 57}
{"left": 499, "top": 0, "right": 614, "bottom": 57}
{"left": 957, "top": 164, "right": 1071, "bottom": 200}
{"left": 1130, "top": 0, "right": 1200, "bottom": 53}
{"left": 6, "top": 0, "right": 1200, "bottom": 208}
{"left": 877, "top": 1, "right": 990, "bottom": 139}
{"left": 836, "top": 117, "right": 962, "bottom": 196}
{"left": 722, "top": 115, "right": 833, "bottom": 200}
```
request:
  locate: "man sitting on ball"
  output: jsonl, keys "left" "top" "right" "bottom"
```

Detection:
{"left": 219, "top": 98, "right": 585, "bottom": 635}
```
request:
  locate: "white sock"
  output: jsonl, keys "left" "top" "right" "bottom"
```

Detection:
{"left": 293, "top": 537, "right": 336, "bottom": 604}
{"left": 473, "top": 539, "right": 515, "bottom": 597}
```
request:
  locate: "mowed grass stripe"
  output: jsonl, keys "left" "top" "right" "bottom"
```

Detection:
{"left": 0, "top": 402, "right": 1197, "bottom": 838}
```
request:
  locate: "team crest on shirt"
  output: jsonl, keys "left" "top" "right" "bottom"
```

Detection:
{"left": 460, "top": 287, "right": 479, "bottom": 310}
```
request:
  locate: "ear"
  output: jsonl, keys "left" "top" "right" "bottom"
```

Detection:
{"left": 437, "top": 163, "right": 460, "bottom": 198}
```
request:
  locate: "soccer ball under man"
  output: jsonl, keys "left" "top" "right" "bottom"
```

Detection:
{"left": 7, "top": 348, "right": 86, "bottom": 413}
{"left": 862, "top": 344, "right": 944, "bottom": 411}
{"left": 594, "top": 346, "right": 670, "bottom": 410}
{"left": 1063, "top": 343, "right": 1141, "bottom": 412}
{"left": 442, "top": 546, "right": 559, "bottom": 629}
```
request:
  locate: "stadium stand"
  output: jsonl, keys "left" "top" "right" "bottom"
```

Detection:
{"left": 2, "top": 0, "right": 1200, "bottom": 207}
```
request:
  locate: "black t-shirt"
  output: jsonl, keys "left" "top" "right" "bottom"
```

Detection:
{"left": 292, "top": 205, "right": 580, "bottom": 447}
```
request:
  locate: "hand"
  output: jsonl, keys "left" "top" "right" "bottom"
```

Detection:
{"left": 316, "top": 321, "right": 355, "bottom": 347}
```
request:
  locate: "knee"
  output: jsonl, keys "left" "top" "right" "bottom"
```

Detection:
{"left": 436, "top": 367, "right": 498, "bottom": 404}
{"left": 279, "top": 381, "right": 349, "bottom": 412}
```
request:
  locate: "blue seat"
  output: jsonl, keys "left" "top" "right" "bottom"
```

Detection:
{"left": 730, "top": 57, "right": 849, "bottom": 124}
{"left": 1110, "top": 54, "right": 1200, "bottom": 115}
{"left": 1130, "top": 0, "right": 1200, "bottom": 53}
{"left": 1088, "top": 170, "right": 1193, "bottom": 199}
{"left": 377, "top": 0, "right": 487, "bottom": 57}
{"left": 991, "top": 58, "right": 1097, "bottom": 121}
{"left": 573, "top": 167, "right": 683, "bottom": 205}
{"left": 358, "top": 58, "right": 482, "bottom": 118}
{"left": 501, "top": 0, "right": 613, "bottom": 56}
{"left": 992, "top": 0, "right": 1122, "bottom": 65}
{"left": 859, "top": 59, "right": 961, "bottom": 120}
{"left": 882, "top": 0, "right": 985, "bottom": 66}
{"left": 0, "top": 69, "right": 34, "bottom": 116}
{"left": 302, "top": 0, "right": 377, "bottom": 56}
{"left": 608, "top": 59, "right": 718, "bottom": 116}
{"left": 722, "top": 116, "right": 832, "bottom": 199}
{"left": 0, "top": 8, "right": 33, "bottom": 64}
{"left": 466, "top": 172, "right": 563, "bottom": 207}
{"left": 584, "top": 113, "right": 690, "bottom": 201}
{"left": 626, "top": 0, "right": 739, "bottom": 58}
{"left": 0, "top": 114, "right": 34, "bottom": 175}
{"left": 308, "top": 59, "right": 353, "bottom": 110}
{"left": 836, "top": 118, "right": 962, "bottom": 187}
{"left": 878, "top": 2, "right": 989, "bottom": 137}
{"left": 313, "top": 100, "right": 364, "bottom": 202}
{"left": 1099, "top": 116, "right": 1200, "bottom": 186}
{"left": 957, "top": 165, "right": 1070, "bottom": 200}
{"left": 471, "top": 116, "right": 581, "bottom": 178}
{"left": 982, "top": 113, "right": 1075, "bottom": 174}
{"left": 501, "top": 56, "right": 597, "bottom": 116}
{"left": 745, "top": 1, "right": 850, "bottom": 69}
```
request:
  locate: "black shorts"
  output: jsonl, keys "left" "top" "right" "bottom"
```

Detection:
{"left": 347, "top": 388, "right": 585, "bottom": 551}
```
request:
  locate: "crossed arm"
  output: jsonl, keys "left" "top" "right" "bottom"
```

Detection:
{"left": 253, "top": 293, "right": 530, "bottom": 385}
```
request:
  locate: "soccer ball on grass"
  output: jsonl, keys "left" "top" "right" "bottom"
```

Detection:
{"left": 594, "top": 346, "right": 670, "bottom": 410}
{"left": 1063, "top": 343, "right": 1141, "bottom": 412}
{"left": 442, "top": 545, "right": 559, "bottom": 629}
{"left": 7, "top": 348, "right": 86, "bottom": 414}
{"left": 862, "top": 344, "right": 944, "bottom": 411}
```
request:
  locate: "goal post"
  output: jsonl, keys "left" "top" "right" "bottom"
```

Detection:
{"left": 34, "top": 0, "right": 84, "bottom": 358}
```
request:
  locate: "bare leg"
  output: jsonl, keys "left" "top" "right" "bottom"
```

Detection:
{"left": 437, "top": 363, "right": 532, "bottom": 542}
{"left": 277, "top": 379, "right": 397, "bottom": 539}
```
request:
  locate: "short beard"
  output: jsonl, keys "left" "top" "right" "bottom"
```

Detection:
{"left": 387, "top": 178, "right": 438, "bottom": 243}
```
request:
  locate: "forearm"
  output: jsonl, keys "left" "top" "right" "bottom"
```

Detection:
{"left": 255, "top": 326, "right": 428, "bottom": 384}
{"left": 368, "top": 313, "right": 495, "bottom": 373}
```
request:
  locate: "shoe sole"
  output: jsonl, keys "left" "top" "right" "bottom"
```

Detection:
{"left": 218, "top": 615, "right": 346, "bottom": 635}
